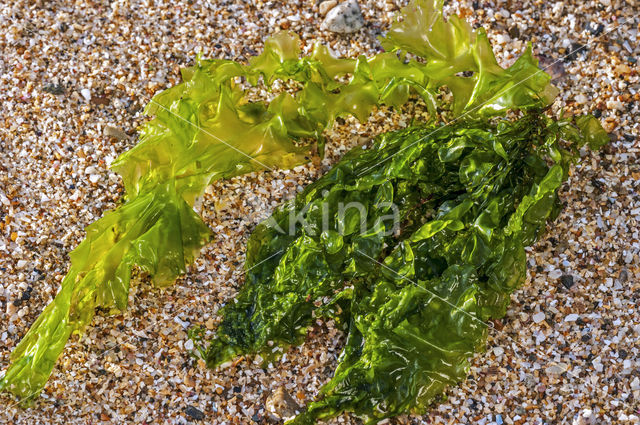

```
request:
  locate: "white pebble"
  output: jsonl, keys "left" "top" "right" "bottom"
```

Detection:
{"left": 80, "top": 88, "right": 92, "bottom": 101}
{"left": 552, "top": 2, "right": 564, "bottom": 15}
{"left": 321, "top": 0, "right": 364, "bottom": 34}
{"left": 0, "top": 191, "right": 9, "bottom": 206}
{"left": 173, "top": 316, "right": 189, "bottom": 328}
{"left": 573, "top": 409, "right": 594, "bottom": 425}
{"left": 497, "top": 8, "right": 510, "bottom": 18}
{"left": 219, "top": 361, "right": 233, "bottom": 369}
{"left": 495, "top": 34, "right": 511, "bottom": 44}
{"left": 184, "top": 339, "right": 194, "bottom": 350}
{"left": 549, "top": 269, "right": 563, "bottom": 279}
{"left": 532, "top": 312, "right": 546, "bottom": 323}
{"left": 575, "top": 94, "right": 588, "bottom": 104}
{"left": 546, "top": 363, "right": 568, "bottom": 375}
{"left": 606, "top": 99, "right": 624, "bottom": 111}
{"left": 564, "top": 314, "right": 579, "bottom": 322}
{"left": 593, "top": 359, "right": 604, "bottom": 372}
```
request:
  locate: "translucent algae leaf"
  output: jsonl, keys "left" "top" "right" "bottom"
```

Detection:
{"left": 113, "top": 0, "right": 557, "bottom": 203}
{"left": 1, "top": 182, "right": 210, "bottom": 401}
{"left": 380, "top": 0, "right": 557, "bottom": 116}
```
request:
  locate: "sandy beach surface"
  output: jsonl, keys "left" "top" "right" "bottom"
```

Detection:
{"left": 0, "top": 0, "right": 639, "bottom": 423}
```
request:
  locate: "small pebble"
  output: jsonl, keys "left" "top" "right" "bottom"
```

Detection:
{"left": 546, "top": 363, "right": 568, "bottom": 375}
{"left": 575, "top": 94, "right": 588, "bottom": 105}
{"left": 565, "top": 314, "right": 579, "bottom": 322}
{"left": 103, "top": 125, "right": 128, "bottom": 140}
{"left": 537, "top": 54, "right": 566, "bottom": 80}
{"left": 565, "top": 42, "right": 586, "bottom": 62}
{"left": 318, "top": 0, "right": 337, "bottom": 16}
{"left": 184, "top": 405, "right": 205, "bottom": 421}
{"left": 560, "top": 274, "right": 575, "bottom": 289}
{"left": 587, "top": 22, "right": 604, "bottom": 36}
{"left": 184, "top": 339, "right": 194, "bottom": 350}
{"left": 532, "top": 311, "right": 546, "bottom": 323}
{"left": 80, "top": 88, "right": 91, "bottom": 101}
{"left": 573, "top": 409, "right": 594, "bottom": 425}
{"left": 321, "top": 0, "right": 364, "bottom": 34}
{"left": 42, "top": 83, "right": 65, "bottom": 95}
{"left": 266, "top": 387, "right": 300, "bottom": 419}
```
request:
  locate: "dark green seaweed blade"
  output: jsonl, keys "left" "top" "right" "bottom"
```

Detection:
{"left": 293, "top": 265, "right": 486, "bottom": 424}
{"left": 197, "top": 112, "right": 607, "bottom": 424}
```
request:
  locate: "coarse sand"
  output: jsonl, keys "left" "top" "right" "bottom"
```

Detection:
{"left": 0, "top": 0, "right": 639, "bottom": 424}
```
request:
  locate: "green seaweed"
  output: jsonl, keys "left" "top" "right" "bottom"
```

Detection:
{"left": 0, "top": 0, "right": 566, "bottom": 405}
{"left": 197, "top": 113, "right": 607, "bottom": 423}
